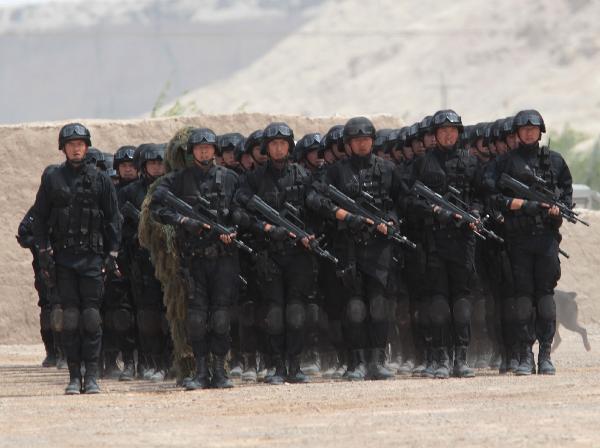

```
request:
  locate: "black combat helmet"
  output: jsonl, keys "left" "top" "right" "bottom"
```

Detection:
{"left": 85, "top": 147, "right": 104, "bottom": 166}
{"left": 343, "top": 117, "right": 376, "bottom": 144}
{"left": 323, "top": 124, "right": 344, "bottom": 151}
{"left": 58, "top": 122, "right": 91, "bottom": 150}
{"left": 294, "top": 132, "right": 322, "bottom": 161}
{"left": 431, "top": 109, "right": 464, "bottom": 132}
{"left": 500, "top": 116, "right": 515, "bottom": 138}
{"left": 187, "top": 128, "right": 218, "bottom": 154}
{"left": 244, "top": 129, "right": 264, "bottom": 155}
{"left": 113, "top": 146, "right": 136, "bottom": 171}
{"left": 260, "top": 122, "right": 295, "bottom": 155}
{"left": 405, "top": 122, "right": 421, "bottom": 144}
{"left": 373, "top": 129, "right": 393, "bottom": 153}
{"left": 513, "top": 109, "right": 546, "bottom": 133}
{"left": 139, "top": 143, "right": 166, "bottom": 167}
{"left": 419, "top": 115, "right": 434, "bottom": 137}
{"left": 219, "top": 132, "right": 245, "bottom": 158}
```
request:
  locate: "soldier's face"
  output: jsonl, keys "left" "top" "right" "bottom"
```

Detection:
{"left": 423, "top": 132, "right": 437, "bottom": 149}
{"left": 495, "top": 140, "right": 508, "bottom": 155}
{"left": 435, "top": 126, "right": 459, "bottom": 148}
{"left": 348, "top": 136, "right": 373, "bottom": 157}
{"left": 252, "top": 146, "right": 268, "bottom": 164}
{"left": 506, "top": 134, "right": 518, "bottom": 150}
{"left": 392, "top": 147, "right": 404, "bottom": 163}
{"left": 240, "top": 153, "right": 254, "bottom": 170}
{"left": 332, "top": 142, "right": 347, "bottom": 159}
{"left": 192, "top": 144, "right": 216, "bottom": 164}
{"left": 517, "top": 125, "right": 541, "bottom": 145}
{"left": 402, "top": 145, "right": 414, "bottom": 160}
{"left": 306, "top": 149, "right": 323, "bottom": 168}
{"left": 411, "top": 139, "right": 425, "bottom": 156}
{"left": 118, "top": 161, "right": 138, "bottom": 181}
{"left": 145, "top": 159, "right": 164, "bottom": 177}
{"left": 267, "top": 139, "right": 290, "bottom": 162}
{"left": 63, "top": 140, "right": 88, "bottom": 163}
{"left": 323, "top": 148, "right": 336, "bottom": 164}
{"left": 476, "top": 138, "right": 489, "bottom": 155}
{"left": 222, "top": 150, "right": 238, "bottom": 167}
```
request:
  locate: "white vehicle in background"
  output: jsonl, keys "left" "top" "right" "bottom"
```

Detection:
{"left": 572, "top": 184, "right": 600, "bottom": 210}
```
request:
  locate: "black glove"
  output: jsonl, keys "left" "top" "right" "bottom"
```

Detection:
{"left": 344, "top": 213, "right": 370, "bottom": 231}
{"left": 268, "top": 225, "right": 290, "bottom": 242}
{"left": 105, "top": 252, "right": 121, "bottom": 277}
{"left": 38, "top": 248, "right": 56, "bottom": 288}
{"left": 181, "top": 217, "right": 206, "bottom": 234}
{"left": 434, "top": 208, "right": 455, "bottom": 224}
{"left": 522, "top": 200, "right": 542, "bottom": 216}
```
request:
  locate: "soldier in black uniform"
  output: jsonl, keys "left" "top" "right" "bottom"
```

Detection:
{"left": 246, "top": 130, "right": 267, "bottom": 168}
{"left": 152, "top": 128, "right": 240, "bottom": 390}
{"left": 489, "top": 109, "right": 572, "bottom": 376}
{"left": 308, "top": 117, "right": 403, "bottom": 381}
{"left": 219, "top": 132, "right": 245, "bottom": 175}
{"left": 235, "top": 122, "right": 317, "bottom": 385}
{"left": 119, "top": 143, "right": 170, "bottom": 382}
{"left": 100, "top": 145, "right": 139, "bottom": 381}
{"left": 32, "top": 123, "right": 121, "bottom": 394}
{"left": 17, "top": 206, "right": 66, "bottom": 369}
{"left": 407, "top": 110, "right": 480, "bottom": 379}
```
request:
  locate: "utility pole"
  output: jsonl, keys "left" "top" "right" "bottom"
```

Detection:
{"left": 426, "top": 72, "right": 464, "bottom": 109}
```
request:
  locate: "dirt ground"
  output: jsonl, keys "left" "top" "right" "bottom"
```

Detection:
{"left": 1, "top": 325, "right": 598, "bottom": 448}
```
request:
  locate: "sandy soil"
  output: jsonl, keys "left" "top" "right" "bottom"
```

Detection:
{"left": 0, "top": 325, "right": 598, "bottom": 448}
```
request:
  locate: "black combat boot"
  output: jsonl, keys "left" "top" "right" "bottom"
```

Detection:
{"left": 265, "top": 356, "right": 287, "bottom": 385}
{"left": 102, "top": 351, "right": 121, "bottom": 379}
{"left": 55, "top": 345, "right": 67, "bottom": 370}
{"left": 186, "top": 355, "right": 211, "bottom": 390}
{"left": 119, "top": 351, "right": 135, "bottom": 381}
{"left": 41, "top": 333, "right": 57, "bottom": 367}
{"left": 422, "top": 347, "right": 436, "bottom": 379}
{"left": 515, "top": 343, "right": 535, "bottom": 376}
{"left": 537, "top": 343, "right": 556, "bottom": 375}
{"left": 212, "top": 355, "right": 234, "bottom": 389}
{"left": 453, "top": 346, "right": 475, "bottom": 378}
{"left": 369, "top": 348, "right": 395, "bottom": 380}
{"left": 241, "top": 353, "right": 257, "bottom": 383}
{"left": 434, "top": 347, "right": 450, "bottom": 379}
{"left": 301, "top": 349, "right": 321, "bottom": 376}
{"left": 229, "top": 350, "right": 243, "bottom": 379}
{"left": 345, "top": 350, "right": 368, "bottom": 381}
{"left": 83, "top": 362, "right": 100, "bottom": 394}
{"left": 65, "top": 363, "right": 82, "bottom": 395}
{"left": 412, "top": 349, "right": 427, "bottom": 377}
{"left": 287, "top": 356, "right": 310, "bottom": 383}
{"left": 332, "top": 350, "right": 348, "bottom": 379}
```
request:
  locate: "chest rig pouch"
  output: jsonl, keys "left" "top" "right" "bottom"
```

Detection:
{"left": 50, "top": 165, "right": 104, "bottom": 253}
{"left": 259, "top": 164, "right": 306, "bottom": 224}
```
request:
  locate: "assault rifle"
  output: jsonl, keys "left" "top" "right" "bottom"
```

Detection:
{"left": 319, "top": 184, "right": 416, "bottom": 249}
{"left": 497, "top": 173, "right": 589, "bottom": 227}
{"left": 412, "top": 181, "right": 505, "bottom": 244}
{"left": 154, "top": 188, "right": 253, "bottom": 255}
{"left": 246, "top": 194, "right": 338, "bottom": 264}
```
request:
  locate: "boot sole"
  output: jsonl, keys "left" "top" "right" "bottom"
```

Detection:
{"left": 65, "top": 390, "right": 81, "bottom": 395}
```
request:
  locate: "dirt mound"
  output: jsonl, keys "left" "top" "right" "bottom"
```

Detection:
{"left": 0, "top": 114, "right": 404, "bottom": 344}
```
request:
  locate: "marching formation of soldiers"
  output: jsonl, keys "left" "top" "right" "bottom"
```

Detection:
{"left": 19, "top": 108, "right": 581, "bottom": 394}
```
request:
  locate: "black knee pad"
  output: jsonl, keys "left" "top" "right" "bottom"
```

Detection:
{"left": 111, "top": 308, "right": 134, "bottom": 333}
{"left": 369, "top": 295, "right": 388, "bottom": 322}
{"left": 286, "top": 303, "right": 306, "bottom": 330}
{"left": 63, "top": 307, "right": 80, "bottom": 332}
{"left": 50, "top": 306, "right": 64, "bottom": 332}
{"left": 265, "top": 306, "right": 284, "bottom": 335}
{"left": 239, "top": 301, "right": 255, "bottom": 327}
{"left": 137, "top": 309, "right": 161, "bottom": 336}
{"left": 40, "top": 308, "right": 52, "bottom": 332}
{"left": 453, "top": 298, "right": 472, "bottom": 325}
{"left": 82, "top": 308, "right": 102, "bottom": 333}
{"left": 537, "top": 294, "right": 556, "bottom": 321}
{"left": 429, "top": 295, "right": 451, "bottom": 326}
{"left": 471, "top": 298, "right": 486, "bottom": 326}
{"left": 516, "top": 296, "right": 533, "bottom": 322}
{"left": 211, "top": 309, "right": 230, "bottom": 335}
{"left": 346, "top": 298, "right": 367, "bottom": 324}
{"left": 306, "top": 303, "right": 320, "bottom": 327}
{"left": 502, "top": 297, "right": 518, "bottom": 323}
{"left": 186, "top": 309, "right": 207, "bottom": 341}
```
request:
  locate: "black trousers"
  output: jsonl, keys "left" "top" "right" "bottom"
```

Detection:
{"left": 425, "top": 229, "right": 475, "bottom": 348}
{"left": 257, "top": 249, "right": 317, "bottom": 359}
{"left": 187, "top": 253, "right": 240, "bottom": 357}
{"left": 508, "top": 232, "right": 560, "bottom": 345}
{"left": 55, "top": 261, "right": 104, "bottom": 370}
